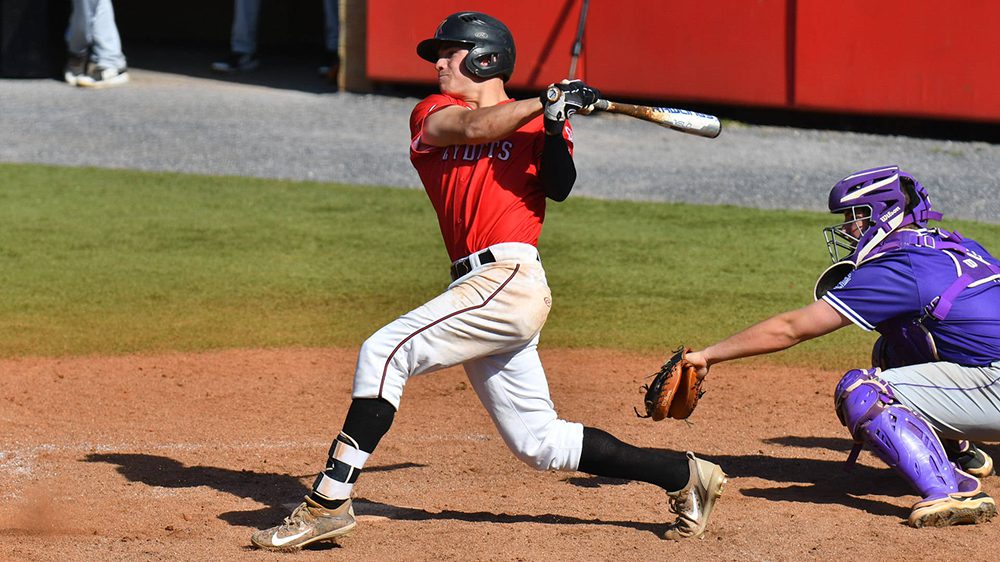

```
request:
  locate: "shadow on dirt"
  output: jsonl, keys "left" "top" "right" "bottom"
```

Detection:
{"left": 561, "top": 475, "right": 630, "bottom": 488}
{"left": 555, "top": 441, "right": 913, "bottom": 518}
{"left": 82, "top": 453, "right": 426, "bottom": 528}
{"left": 351, "top": 497, "right": 664, "bottom": 536}
{"left": 82, "top": 452, "right": 667, "bottom": 536}
{"left": 694, "top": 442, "right": 916, "bottom": 519}
{"left": 762, "top": 435, "right": 856, "bottom": 452}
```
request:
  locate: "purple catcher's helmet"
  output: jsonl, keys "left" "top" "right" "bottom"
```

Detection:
{"left": 823, "top": 165, "right": 942, "bottom": 264}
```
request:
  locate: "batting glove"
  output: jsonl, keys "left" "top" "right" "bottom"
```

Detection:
{"left": 541, "top": 79, "right": 601, "bottom": 135}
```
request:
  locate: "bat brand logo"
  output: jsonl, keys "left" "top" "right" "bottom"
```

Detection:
{"left": 662, "top": 108, "right": 713, "bottom": 119}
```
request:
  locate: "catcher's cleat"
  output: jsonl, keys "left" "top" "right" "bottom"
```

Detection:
{"left": 908, "top": 493, "right": 996, "bottom": 528}
{"left": 663, "top": 452, "right": 727, "bottom": 540}
{"left": 945, "top": 440, "right": 995, "bottom": 479}
{"left": 251, "top": 496, "right": 356, "bottom": 550}
{"left": 908, "top": 469, "right": 995, "bottom": 528}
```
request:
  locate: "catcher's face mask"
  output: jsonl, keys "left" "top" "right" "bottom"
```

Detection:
{"left": 823, "top": 165, "right": 942, "bottom": 265}
{"left": 823, "top": 206, "right": 870, "bottom": 263}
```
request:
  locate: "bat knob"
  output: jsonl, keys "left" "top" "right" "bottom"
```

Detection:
{"left": 545, "top": 86, "right": 562, "bottom": 103}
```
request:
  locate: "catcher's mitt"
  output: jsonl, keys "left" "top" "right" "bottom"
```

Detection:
{"left": 635, "top": 346, "right": 706, "bottom": 421}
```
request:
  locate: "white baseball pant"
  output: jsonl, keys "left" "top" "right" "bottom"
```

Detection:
{"left": 879, "top": 360, "right": 1000, "bottom": 442}
{"left": 351, "top": 242, "right": 584, "bottom": 472}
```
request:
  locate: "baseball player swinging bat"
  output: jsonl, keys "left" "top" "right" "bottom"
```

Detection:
{"left": 582, "top": 99, "right": 722, "bottom": 139}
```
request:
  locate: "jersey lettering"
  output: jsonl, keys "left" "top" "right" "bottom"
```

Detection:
{"left": 440, "top": 141, "right": 514, "bottom": 162}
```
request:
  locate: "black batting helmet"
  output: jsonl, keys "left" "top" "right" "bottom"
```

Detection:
{"left": 416, "top": 12, "right": 516, "bottom": 81}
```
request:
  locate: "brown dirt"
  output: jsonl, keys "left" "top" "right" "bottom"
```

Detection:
{"left": 1, "top": 348, "right": 996, "bottom": 561}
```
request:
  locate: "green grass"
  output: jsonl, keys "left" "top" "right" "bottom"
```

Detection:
{"left": 2, "top": 163, "right": 998, "bottom": 367}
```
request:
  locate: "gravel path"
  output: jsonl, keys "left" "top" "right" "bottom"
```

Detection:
{"left": 2, "top": 68, "right": 996, "bottom": 223}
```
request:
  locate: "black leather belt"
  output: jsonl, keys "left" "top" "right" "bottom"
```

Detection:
{"left": 450, "top": 248, "right": 496, "bottom": 281}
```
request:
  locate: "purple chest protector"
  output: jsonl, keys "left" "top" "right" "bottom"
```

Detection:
{"left": 871, "top": 317, "right": 938, "bottom": 369}
{"left": 817, "top": 229, "right": 1000, "bottom": 369}
{"left": 873, "top": 230, "right": 1000, "bottom": 368}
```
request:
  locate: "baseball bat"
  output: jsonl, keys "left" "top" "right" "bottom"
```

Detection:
{"left": 582, "top": 99, "right": 722, "bottom": 139}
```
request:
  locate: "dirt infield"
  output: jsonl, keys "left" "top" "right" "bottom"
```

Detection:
{"left": 1, "top": 348, "right": 996, "bottom": 561}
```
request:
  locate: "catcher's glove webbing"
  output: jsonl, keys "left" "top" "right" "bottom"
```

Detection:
{"left": 636, "top": 346, "right": 706, "bottom": 421}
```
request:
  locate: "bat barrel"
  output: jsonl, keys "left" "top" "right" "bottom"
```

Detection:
{"left": 656, "top": 107, "right": 721, "bottom": 139}
{"left": 589, "top": 99, "right": 721, "bottom": 139}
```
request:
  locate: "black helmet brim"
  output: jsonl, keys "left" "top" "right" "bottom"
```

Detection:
{"left": 416, "top": 38, "right": 473, "bottom": 63}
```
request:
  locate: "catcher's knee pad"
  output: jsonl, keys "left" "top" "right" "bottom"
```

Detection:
{"left": 836, "top": 369, "right": 963, "bottom": 501}
{"left": 834, "top": 368, "right": 893, "bottom": 434}
{"left": 502, "top": 418, "right": 584, "bottom": 472}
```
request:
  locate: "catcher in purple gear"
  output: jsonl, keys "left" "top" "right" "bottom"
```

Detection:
{"left": 680, "top": 165, "right": 1000, "bottom": 528}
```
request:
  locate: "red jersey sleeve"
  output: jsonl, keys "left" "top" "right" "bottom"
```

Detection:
{"left": 409, "top": 94, "right": 468, "bottom": 155}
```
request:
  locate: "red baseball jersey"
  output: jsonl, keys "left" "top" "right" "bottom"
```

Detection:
{"left": 409, "top": 93, "right": 574, "bottom": 262}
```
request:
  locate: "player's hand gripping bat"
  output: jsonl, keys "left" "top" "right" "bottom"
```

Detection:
{"left": 581, "top": 100, "right": 722, "bottom": 139}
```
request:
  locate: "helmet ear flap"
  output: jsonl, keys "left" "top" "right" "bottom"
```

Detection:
{"left": 898, "top": 175, "right": 917, "bottom": 212}
{"left": 464, "top": 50, "right": 495, "bottom": 77}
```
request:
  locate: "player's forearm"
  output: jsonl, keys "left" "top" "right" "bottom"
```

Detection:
{"left": 697, "top": 300, "right": 848, "bottom": 368}
{"left": 454, "top": 98, "right": 542, "bottom": 144}
{"left": 700, "top": 314, "right": 803, "bottom": 367}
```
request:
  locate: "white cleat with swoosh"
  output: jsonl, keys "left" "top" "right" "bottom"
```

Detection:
{"left": 251, "top": 496, "right": 356, "bottom": 550}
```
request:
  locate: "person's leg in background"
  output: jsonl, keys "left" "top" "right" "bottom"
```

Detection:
{"left": 67, "top": 0, "right": 129, "bottom": 88}
{"left": 63, "top": 0, "right": 92, "bottom": 85}
{"left": 212, "top": 0, "right": 262, "bottom": 73}
{"left": 319, "top": 0, "right": 341, "bottom": 84}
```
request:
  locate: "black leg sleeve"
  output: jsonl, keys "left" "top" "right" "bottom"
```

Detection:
{"left": 341, "top": 397, "right": 396, "bottom": 453}
{"left": 577, "top": 427, "right": 690, "bottom": 492}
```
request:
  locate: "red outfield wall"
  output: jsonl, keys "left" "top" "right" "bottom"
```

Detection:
{"left": 366, "top": 0, "right": 1000, "bottom": 123}
{"left": 795, "top": 1, "right": 999, "bottom": 122}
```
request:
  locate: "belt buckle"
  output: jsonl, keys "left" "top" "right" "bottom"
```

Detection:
{"left": 451, "top": 258, "right": 470, "bottom": 281}
{"left": 451, "top": 248, "right": 496, "bottom": 281}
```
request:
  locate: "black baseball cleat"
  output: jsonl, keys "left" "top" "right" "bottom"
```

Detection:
{"left": 945, "top": 440, "right": 995, "bottom": 479}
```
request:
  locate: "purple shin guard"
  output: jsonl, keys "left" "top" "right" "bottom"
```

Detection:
{"left": 835, "top": 369, "right": 962, "bottom": 502}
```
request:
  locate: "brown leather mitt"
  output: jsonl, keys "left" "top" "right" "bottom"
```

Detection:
{"left": 636, "top": 346, "right": 706, "bottom": 421}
